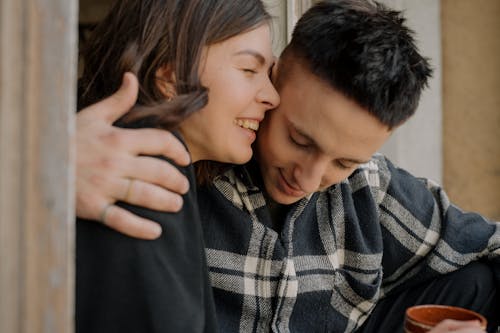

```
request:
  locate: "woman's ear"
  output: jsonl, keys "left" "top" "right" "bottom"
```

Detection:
{"left": 155, "top": 64, "right": 177, "bottom": 101}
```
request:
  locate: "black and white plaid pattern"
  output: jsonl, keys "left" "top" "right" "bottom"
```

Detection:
{"left": 198, "top": 154, "right": 500, "bottom": 333}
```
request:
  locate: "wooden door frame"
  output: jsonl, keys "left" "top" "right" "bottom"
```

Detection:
{"left": 0, "top": 0, "right": 77, "bottom": 332}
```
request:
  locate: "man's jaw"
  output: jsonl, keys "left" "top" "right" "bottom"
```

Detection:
{"left": 269, "top": 168, "right": 307, "bottom": 203}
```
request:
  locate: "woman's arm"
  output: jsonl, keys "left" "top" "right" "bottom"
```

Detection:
{"left": 76, "top": 161, "right": 217, "bottom": 333}
{"left": 76, "top": 73, "right": 191, "bottom": 239}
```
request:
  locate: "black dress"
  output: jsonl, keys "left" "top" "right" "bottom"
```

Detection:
{"left": 76, "top": 157, "right": 217, "bottom": 333}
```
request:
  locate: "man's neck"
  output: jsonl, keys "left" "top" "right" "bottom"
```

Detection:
{"left": 245, "top": 159, "right": 290, "bottom": 233}
{"left": 266, "top": 197, "right": 290, "bottom": 233}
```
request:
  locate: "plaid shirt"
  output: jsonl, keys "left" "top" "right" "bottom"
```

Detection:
{"left": 198, "top": 154, "right": 500, "bottom": 333}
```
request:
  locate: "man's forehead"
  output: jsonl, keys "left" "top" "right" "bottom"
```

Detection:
{"left": 275, "top": 53, "right": 315, "bottom": 87}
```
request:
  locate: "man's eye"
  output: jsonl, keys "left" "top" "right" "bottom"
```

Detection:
{"left": 289, "top": 135, "right": 310, "bottom": 149}
{"left": 335, "top": 161, "right": 353, "bottom": 170}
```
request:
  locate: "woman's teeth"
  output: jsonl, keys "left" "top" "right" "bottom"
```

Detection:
{"left": 235, "top": 119, "right": 259, "bottom": 131}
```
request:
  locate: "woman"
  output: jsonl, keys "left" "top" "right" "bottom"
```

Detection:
{"left": 76, "top": 0, "right": 278, "bottom": 332}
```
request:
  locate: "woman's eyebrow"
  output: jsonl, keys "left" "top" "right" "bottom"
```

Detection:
{"left": 232, "top": 50, "right": 266, "bottom": 65}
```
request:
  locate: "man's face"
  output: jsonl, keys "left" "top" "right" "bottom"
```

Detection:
{"left": 255, "top": 59, "right": 392, "bottom": 205}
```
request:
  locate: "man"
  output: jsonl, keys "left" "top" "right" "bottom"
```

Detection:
{"left": 77, "top": 1, "right": 499, "bottom": 332}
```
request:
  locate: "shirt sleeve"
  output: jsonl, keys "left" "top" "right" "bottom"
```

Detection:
{"left": 372, "top": 155, "right": 500, "bottom": 296}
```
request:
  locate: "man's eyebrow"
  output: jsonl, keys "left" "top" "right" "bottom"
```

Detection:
{"left": 233, "top": 50, "right": 266, "bottom": 65}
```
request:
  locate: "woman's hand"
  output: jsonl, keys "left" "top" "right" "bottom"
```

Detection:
{"left": 76, "top": 73, "right": 191, "bottom": 239}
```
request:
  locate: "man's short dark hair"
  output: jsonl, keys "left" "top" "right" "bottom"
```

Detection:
{"left": 282, "top": 0, "right": 433, "bottom": 129}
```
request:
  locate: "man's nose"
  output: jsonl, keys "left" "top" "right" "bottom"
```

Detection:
{"left": 293, "top": 157, "right": 328, "bottom": 193}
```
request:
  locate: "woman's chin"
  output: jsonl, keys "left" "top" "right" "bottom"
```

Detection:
{"left": 227, "top": 148, "right": 253, "bottom": 165}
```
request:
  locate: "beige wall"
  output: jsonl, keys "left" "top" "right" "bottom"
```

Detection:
{"left": 379, "top": 0, "right": 443, "bottom": 185}
{"left": 442, "top": 0, "right": 500, "bottom": 220}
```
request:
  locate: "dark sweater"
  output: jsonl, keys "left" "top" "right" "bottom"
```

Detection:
{"left": 76, "top": 159, "right": 217, "bottom": 333}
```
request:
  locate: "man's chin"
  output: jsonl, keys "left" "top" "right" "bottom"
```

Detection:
{"left": 267, "top": 186, "right": 305, "bottom": 205}
{"left": 264, "top": 172, "right": 307, "bottom": 205}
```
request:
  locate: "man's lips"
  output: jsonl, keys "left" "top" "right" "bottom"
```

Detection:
{"left": 277, "top": 168, "right": 305, "bottom": 197}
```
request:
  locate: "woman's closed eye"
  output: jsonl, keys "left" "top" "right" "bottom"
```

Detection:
{"left": 242, "top": 68, "right": 257, "bottom": 74}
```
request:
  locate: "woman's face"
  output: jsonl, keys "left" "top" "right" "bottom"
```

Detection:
{"left": 179, "top": 24, "right": 280, "bottom": 164}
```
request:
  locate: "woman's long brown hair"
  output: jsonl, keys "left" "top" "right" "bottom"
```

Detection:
{"left": 79, "top": 0, "right": 271, "bottom": 183}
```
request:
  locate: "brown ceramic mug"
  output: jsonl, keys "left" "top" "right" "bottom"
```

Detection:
{"left": 404, "top": 304, "right": 487, "bottom": 333}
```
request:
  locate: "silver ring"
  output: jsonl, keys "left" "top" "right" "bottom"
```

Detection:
{"left": 99, "top": 203, "right": 114, "bottom": 225}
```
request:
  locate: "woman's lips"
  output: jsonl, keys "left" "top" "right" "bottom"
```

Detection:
{"left": 234, "top": 118, "right": 260, "bottom": 131}
{"left": 234, "top": 118, "right": 261, "bottom": 141}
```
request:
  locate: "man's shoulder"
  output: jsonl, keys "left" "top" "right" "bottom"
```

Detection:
{"left": 348, "top": 154, "right": 390, "bottom": 189}
{"left": 316, "top": 154, "right": 392, "bottom": 205}
{"left": 357, "top": 154, "right": 385, "bottom": 173}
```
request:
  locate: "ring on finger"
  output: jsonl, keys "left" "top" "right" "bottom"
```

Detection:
{"left": 100, "top": 203, "right": 114, "bottom": 225}
{"left": 124, "top": 178, "right": 135, "bottom": 202}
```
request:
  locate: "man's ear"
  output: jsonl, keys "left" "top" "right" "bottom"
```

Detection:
{"left": 155, "top": 64, "right": 177, "bottom": 101}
